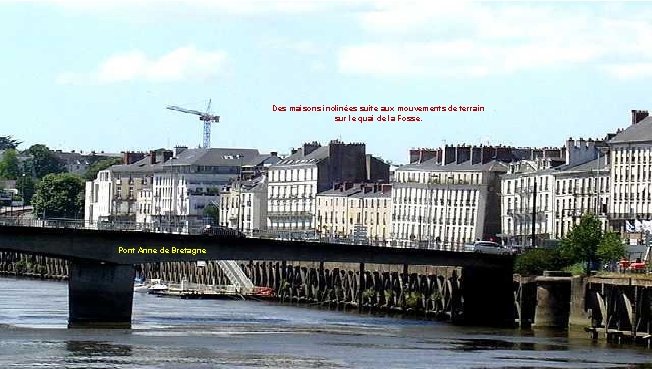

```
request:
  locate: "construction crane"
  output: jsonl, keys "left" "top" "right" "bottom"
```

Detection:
{"left": 166, "top": 99, "right": 220, "bottom": 149}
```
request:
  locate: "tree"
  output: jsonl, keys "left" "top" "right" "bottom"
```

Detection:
{"left": 25, "top": 144, "right": 65, "bottom": 179}
{"left": 84, "top": 157, "right": 122, "bottom": 181}
{"left": 31, "top": 173, "right": 84, "bottom": 219}
{"left": 559, "top": 213, "right": 603, "bottom": 274}
{"left": 204, "top": 203, "right": 219, "bottom": 224}
{"left": 597, "top": 231, "right": 626, "bottom": 267}
{"left": 514, "top": 248, "right": 571, "bottom": 276}
{"left": 0, "top": 149, "right": 20, "bottom": 179}
{"left": 0, "top": 136, "right": 21, "bottom": 150}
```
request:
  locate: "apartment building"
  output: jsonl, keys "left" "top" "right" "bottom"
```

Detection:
{"left": 500, "top": 137, "right": 610, "bottom": 244}
{"left": 218, "top": 175, "right": 268, "bottom": 235}
{"left": 148, "top": 147, "right": 260, "bottom": 229}
{"left": 316, "top": 182, "right": 392, "bottom": 244}
{"left": 266, "top": 140, "right": 389, "bottom": 236}
{"left": 84, "top": 149, "right": 171, "bottom": 226}
{"left": 607, "top": 110, "right": 652, "bottom": 230}
{"left": 391, "top": 146, "right": 509, "bottom": 249}
{"left": 554, "top": 156, "right": 609, "bottom": 238}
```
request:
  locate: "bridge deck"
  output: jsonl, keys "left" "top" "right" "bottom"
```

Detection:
{"left": 0, "top": 225, "right": 513, "bottom": 268}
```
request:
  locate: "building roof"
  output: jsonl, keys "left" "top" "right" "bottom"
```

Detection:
{"left": 164, "top": 148, "right": 259, "bottom": 167}
{"left": 317, "top": 186, "right": 363, "bottom": 197}
{"left": 220, "top": 174, "right": 267, "bottom": 193}
{"left": 317, "top": 183, "right": 390, "bottom": 198}
{"left": 501, "top": 155, "right": 608, "bottom": 179}
{"left": 609, "top": 117, "right": 652, "bottom": 144}
{"left": 110, "top": 157, "right": 163, "bottom": 174}
{"left": 397, "top": 158, "right": 508, "bottom": 172}
{"left": 274, "top": 146, "right": 330, "bottom": 167}
{"left": 244, "top": 154, "right": 281, "bottom": 167}
{"left": 555, "top": 155, "right": 608, "bottom": 174}
{"left": 351, "top": 189, "right": 391, "bottom": 198}
{"left": 108, "top": 147, "right": 261, "bottom": 175}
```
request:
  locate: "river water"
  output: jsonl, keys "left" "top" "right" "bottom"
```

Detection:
{"left": 0, "top": 277, "right": 651, "bottom": 369}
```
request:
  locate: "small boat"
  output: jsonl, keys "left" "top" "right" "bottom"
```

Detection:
{"left": 146, "top": 279, "right": 169, "bottom": 295}
{"left": 134, "top": 282, "right": 150, "bottom": 293}
{"left": 134, "top": 278, "right": 149, "bottom": 293}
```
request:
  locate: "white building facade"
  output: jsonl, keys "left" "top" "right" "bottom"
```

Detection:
{"left": 219, "top": 176, "right": 268, "bottom": 235}
{"left": 391, "top": 160, "right": 507, "bottom": 249}
{"left": 500, "top": 136, "right": 612, "bottom": 243}
{"left": 266, "top": 141, "right": 389, "bottom": 237}
{"left": 607, "top": 111, "right": 652, "bottom": 225}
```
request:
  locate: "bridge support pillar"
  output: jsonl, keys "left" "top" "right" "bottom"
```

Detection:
{"left": 358, "top": 262, "right": 364, "bottom": 313}
{"left": 68, "top": 260, "right": 134, "bottom": 329}
{"left": 532, "top": 273, "right": 571, "bottom": 328}
{"left": 462, "top": 266, "right": 514, "bottom": 327}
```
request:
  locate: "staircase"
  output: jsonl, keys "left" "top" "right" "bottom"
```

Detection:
{"left": 217, "top": 260, "right": 254, "bottom": 294}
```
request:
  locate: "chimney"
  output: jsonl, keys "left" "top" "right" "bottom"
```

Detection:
{"left": 443, "top": 145, "right": 456, "bottom": 165}
{"left": 481, "top": 146, "right": 495, "bottom": 164}
{"left": 270, "top": 151, "right": 278, "bottom": 157}
{"left": 631, "top": 110, "right": 649, "bottom": 125}
{"left": 123, "top": 151, "right": 145, "bottom": 165}
{"left": 150, "top": 150, "right": 157, "bottom": 164}
{"left": 303, "top": 141, "right": 321, "bottom": 156}
{"left": 174, "top": 146, "right": 188, "bottom": 157}
{"left": 495, "top": 147, "right": 512, "bottom": 162}
{"left": 163, "top": 150, "right": 173, "bottom": 162}
{"left": 409, "top": 148, "right": 438, "bottom": 164}
{"left": 456, "top": 146, "right": 471, "bottom": 164}
{"left": 471, "top": 147, "right": 482, "bottom": 164}
{"left": 344, "top": 182, "right": 353, "bottom": 190}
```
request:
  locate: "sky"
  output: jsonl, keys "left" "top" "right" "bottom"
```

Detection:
{"left": 1, "top": 0, "right": 651, "bottom": 164}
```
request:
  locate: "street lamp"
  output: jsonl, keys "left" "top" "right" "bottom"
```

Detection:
{"left": 21, "top": 173, "right": 25, "bottom": 212}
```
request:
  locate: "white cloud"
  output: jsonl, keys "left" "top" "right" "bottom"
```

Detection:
{"left": 339, "top": 1, "right": 652, "bottom": 78}
{"left": 44, "top": 0, "right": 371, "bottom": 16}
{"left": 261, "top": 37, "right": 321, "bottom": 55}
{"left": 602, "top": 63, "right": 652, "bottom": 79}
{"left": 56, "top": 46, "right": 228, "bottom": 85}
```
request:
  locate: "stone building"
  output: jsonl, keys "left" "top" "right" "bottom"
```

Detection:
{"left": 266, "top": 140, "right": 389, "bottom": 237}
{"left": 391, "top": 149, "right": 508, "bottom": 249}
{"left": 316, "top": 182, "right": 392, "bottom": 244}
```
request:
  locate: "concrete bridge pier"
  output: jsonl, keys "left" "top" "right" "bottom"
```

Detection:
{"left": 68, "top": 260, "right": 134, "bottom": 329}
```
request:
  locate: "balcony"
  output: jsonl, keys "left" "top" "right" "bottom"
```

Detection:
{"left": 267, "top": 211, "right": 313, "bottom": 218}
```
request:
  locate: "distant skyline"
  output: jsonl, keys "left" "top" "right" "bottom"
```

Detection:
{"left": 2, "top": 1, "right": 651, "bottom": 163}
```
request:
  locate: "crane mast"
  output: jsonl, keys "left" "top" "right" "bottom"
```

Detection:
{"left": 166, "top": 99, "right": 220, "bottom": 148}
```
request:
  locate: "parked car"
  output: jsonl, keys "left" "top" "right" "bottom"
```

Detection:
{"left": 202, "top": 225, "right": 246, "bottom": 238}
{"left": 473, "top": 241, "right": 515, "bottom": 255}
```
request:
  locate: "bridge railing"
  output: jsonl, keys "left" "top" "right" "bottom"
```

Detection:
{"left": 0, "top": 215, "right": 476, "bottom": 252}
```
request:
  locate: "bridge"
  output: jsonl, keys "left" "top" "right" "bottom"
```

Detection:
{"left": 0, "top": 224, "right": 515, "bottom": 329}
